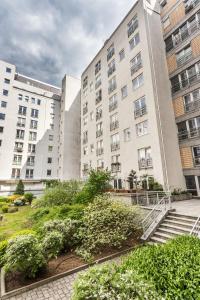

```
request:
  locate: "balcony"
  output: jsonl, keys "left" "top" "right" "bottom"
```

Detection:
{"left": 96, "top": 129, "right": 103, "bottom": 138}
{"left": 109, "top": 101, "right": 117, "bottom": 112}
{"left": 138, "top": 158, "right": 153, "bottom": 170}
{"left": 14, "top": 147, "right": 23, "bottom": 153}
{"left": 27, "top": 161, "right": 35, "bottom": 166}
{"left": 96, "top": 95, "right": 102, "bottom": 105}
{"left": 96, "top": 148, "right": 104, "bottom": 156}
{"left": 82, "top": 165, "right": 89, "bottom": 175}
{"left": 127, "top": 20, "right": 138, "bottom": 38}
{"left": 111, "top": 142, "right": 120, "bottom": 152}
{"left": 110, "top": 120, "right": 119, "bottom": 131}
{"left": 194, "top": 155, "right": 200, "bottom": 166}
{"left": 107, "top": 65, "right": 116, "bottom": 77}
{"left": 131, "top": 61, "right": 142, "bottom": 76}
{"left": 176, "top": 50, "right": 192, "bottom": 67}
{"left": 184, "top": 97, "right": 200, "bottom": 113}
{"left": 16, "top": 122, "right": 25, "bottom": 128}
{"left": 134, "top": 105, "right": 147, "bottom": 118}
{"left": 96, "top": 111, "right": 102, "bottom": 121}
{"left": 83, "top": 107, "right": 88, "bottom": 116}
{"left": 13, "top": 161, "right": 22, "bottom": 166}
{"left": 185, "top": 0, "right": 200, "bottom": 13}
{"left": 107, "top": 49, "right": 115, "bottom": 61}
{"left": 111, "top": 162, "right": 121, "bottom": 173}
{"left": 172, "top": 72, "right": 200, "bottom": 94}
{"left": 108, "top": 83, "right": 117, "bottom": 94}
{"left": 178, "top": 127, "right": 200, "bottom": 141}
{"left": 95, "top": 80, "right": 101, "bottom": 90}
{"left": 83, "top": 138, "right": 88, "bottom": 145}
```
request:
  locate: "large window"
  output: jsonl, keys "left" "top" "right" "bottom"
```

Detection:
{"left": 109, "top": 94, "right": 118, "bottom": 112}
{"left": 29, "top": 131, "right": 37, "bottom": 141}
{"left": 18, "top": 106, "right": 27, "bottom": 116}
{"left": 184, "top": 88, "right": 200, "bottom": 112}
{"left": 28, "top": 143, "right": 36, "bottom": 153}
{"left": 129, "top": 32, "right": 140, "bottom": 50}
{"left": 193, "top": 145, "right": 200, "bottom": 166}
{"left": 13, "top": 155, "right": 22, "bottom": 165}
{"left": 130, "top": 52, "right": 142, "bottom": 75}
{"left": 26, "top": 169, "right": 34, "bottom": 179}
{"left": 138, "top": 147, "right": 152, "bottom": 169}
{"left": 0, "top": 113, "right": 5, "bottom": 120}
{"left": 31, "top": 109, "right": 39, "bottom": 118}
{"left": 11, "top": 168, "right": 20, "bottom": 179}
{"left": 30, "top": 120, "right": 38, "bottom": 129}
{"left": 132, "top": 73, "right": 144, "bottom": 90}
{"left": 127, "top": 15, "right": 138, "bottom": 37}
{"left": 134, "top": 96, "right": 147, "bottom": 118}
{"left": 136, "top": 120, "right": 148, "bottom": 136}
{"left": 111, "top": 133, "right": 120, "bottom": 151}
{"left": 16, "top": 129, "right": 25, "bottom": 139}
{"left": 108, "top": 76, "right": 117, "bottom": 94}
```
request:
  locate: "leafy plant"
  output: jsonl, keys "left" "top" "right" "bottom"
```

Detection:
{"left": 42, "top": 231, "right": 64, "bottom": 259}
{"left": 14, "top": 180, "right": 24, "bottom": 195}
{"left": 0, "top": 240, "right": 8, "bottom": 267}
{"left": 24, "top": 193, "right": 34, "bottom": 205}
{"left": 2, "top": 205, "right": 9, "bottom": 213}
{"left": 4, "top": 234, "right": 46, "bottom": 278}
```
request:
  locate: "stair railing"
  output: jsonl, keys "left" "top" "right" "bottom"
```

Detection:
{"left": 190, "top": 215, "right": 200, "bottom": 237}
{"left": 141, "top": 193, "right": 171, "bottom": 241}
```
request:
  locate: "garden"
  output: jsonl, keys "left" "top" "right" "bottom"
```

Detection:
{"left": 0, "top": 170, "right": 142, "bottom": 292}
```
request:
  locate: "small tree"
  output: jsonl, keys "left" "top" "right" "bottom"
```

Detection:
{"left": 14, "top": 180, "right": 24, "bottom": 195}
{"left": 85, "top": 169, "right": 112, "bottom": 198}
{"left": 127, "top": 170, "right": 138, "bottom": 190}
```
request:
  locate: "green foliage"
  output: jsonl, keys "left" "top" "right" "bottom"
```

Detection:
{"left": 7, "top": 207, "right": 18, "bottom": 213}
{"left": 121, "top": 235, "right": 200, "bottom": 299}
{"left": 43, "top": 179, "right": 60, "bottom": 189}
{"left": 0, "top": 202, "right": 8, "bottom": 208}
{"left": 0, "top": 240, "right": 8, "bottom": 267}
{"left": 72, "top": 263, "right": 159, "bottom": 300}
{"left": 148, "top": 177, "right": 163, "bottom": 191}
{"left": 14, "top": 180, "right": 24, "bottom": 195}
{"left": 0, "top": 197, "right": 8, "bottom": 203}
{"left": 76, "top": 195, "right": 141, "bottom": 260}
{"left": 58, "top": 204, "right": 85, "bottom": 220}
{"left": 4, "top": 234, "right": 46, "bottom": 278}
{"left": 24, "top": 193, "right": 34, "bottom": 205}
{"left": 2, "top": 205, "right": 9, "bottom": 213}
{"left": 11, "top": 229, "right": 36, "bottom": 238}
{"left": 42, "top": 231, "right": 64, "bottom": 259}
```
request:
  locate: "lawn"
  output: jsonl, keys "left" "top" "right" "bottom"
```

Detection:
{"left": 0, "top": 206, "right": 32, "bottom": 241}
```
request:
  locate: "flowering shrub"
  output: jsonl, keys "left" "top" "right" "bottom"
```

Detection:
{"left": 42, "top": 231, "right": 64, "bottom": 259}
{"left": 4, "top": 234, "right": 46, "bottom": 278}
{"left": 0, "top": 240, "right": 8, "bottom": 267}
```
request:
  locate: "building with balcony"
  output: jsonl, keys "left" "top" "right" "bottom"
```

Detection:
{"left": 161, "top": 0, "right": 200, "bottom": 195}
{"left": 80, "top": 0, "right": 185, "bottom": 191}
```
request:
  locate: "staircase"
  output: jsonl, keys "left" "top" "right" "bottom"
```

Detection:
{"left": 149, "top": 212, "right": 198, "bottom": 244}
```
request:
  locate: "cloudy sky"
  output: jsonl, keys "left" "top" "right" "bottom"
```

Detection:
{"left": 0, "top": 0, "right": 135, "bottom": 86}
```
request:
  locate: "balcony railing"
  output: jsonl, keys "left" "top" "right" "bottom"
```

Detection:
{"left": 176, "top": 50, "right": 192, "bottom": 67}
{"left": 108, "top": 83, "right": 117, "bottom": 94}
{"left": 138, "top": 158, "right": 153, "bottom": 170}
{"left": 194, "top": 155, "right": 200, "bottom": 166}
{"left": 95, "top": 80, "right": 101, "bottom": 90}
{"left": 185, "top": 0, "right": 200, "bottom": 13}
{"left": 109, "top": 101, "right": 117, "bottom": 112}
{"left": 13, "top": 161, "right": 22, "bottom": 166}
{"left": 172, "top": 72, "right": 200, "bottom": 94}
{"left": 184, "top": 97, "right": 200, "bottom": 113}
{"left": 96, "top": 129, "right": 103, "bottom": 138}
{"left": 14, "top": 147, "right": 23, "bottom": 153}
{"left": 83, "top": 138, "right": 88, "bottom": 145}
{"left": 111, "top": 142, "right": 120, "bottom": 152}
{"left": 178, "top": 127, "right": 200, "bottom": 141}
{"left": 83, "top": 107, "right": 88, "bottom": 116}
{"left": 127, "top": 20, "right": 138, "bottom": 37}
{"left": 96, "top": 95, "right": 102, "bottom": 105}
{"left": 134, "top": 105, "right": 147, "bottom": 118}
{"left": 96, "top": 148, "right": 104, "bottom": 156}
{"left": 16, "top": 122, "right": 25, "bottom": 127}
{"left": 96, "top": 111, "right": 102, "bottom": 121}
{"left": 110, "top": 120, "right": 119, "bottom": 131}
{"left": 108, "top": 65, "right": 116, "bottom": 77}
{"left": 111, "top": 162, "right": 121, "bottom": 173}
{"left": 131, "top": 61, "right": 142, "bottom": 75}
{"left": 107, "top": 49, "right": 115, "bottom": 61}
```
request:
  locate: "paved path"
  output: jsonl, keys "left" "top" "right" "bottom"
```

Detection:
{"left": 6, "top": 257, "right": 122, "bottom": 300}
{"left": 172, "top": 199, "right": 200, "bottom": 217}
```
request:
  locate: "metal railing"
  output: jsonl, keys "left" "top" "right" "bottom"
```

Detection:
{"left": 184, "top": 97, "right": 200, "bottom": 112}
{"left": 134, "top": 106, "right": 147, "bottom": 118}
{"left": 141, "top": 193, "right": 171, "bottom": 240}
{"left": 178, "top": 127, "right": 200, "bottom": 141}
{"left": 138, "top": 158, "right": 153, "bottom": 170}
{"left": 109, "top": 101, "right": 118, "bottom": 112}
{"left": 131, "top": 61, "right": 142, "bottom": 75}
{"left": 131, "top": 191, "right": 169, "bottom": 206}
{"left": 111, "top": 142, "right": 120, "bottom": 152}
{"left": 110, "top": 120, "right": 119, "bottom": 131}
{"left": 176, "top": 50, "right": 192, "bottom": 67}
{"left": 127, "top": 20, "right": 138, "bottom": 37}
{"left": 172, "top": 71, "right": 200, "bottom": 94}
{"left": 190, "top": 215, "right": 200, "bottom": 237}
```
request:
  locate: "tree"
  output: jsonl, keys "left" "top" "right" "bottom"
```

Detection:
{"left": 14, "top": 180, "right": 24, "bottom": 195}
{"left": 127, "top": 170, "right": 138, "bottom": 190}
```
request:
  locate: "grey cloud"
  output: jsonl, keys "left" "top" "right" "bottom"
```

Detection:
{"left": 0, "top": 0, "right": 135, "bottom": 86}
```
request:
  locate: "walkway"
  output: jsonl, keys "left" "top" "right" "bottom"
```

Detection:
{"left": 172, "top": 199, "right": 200, "bottom": 217}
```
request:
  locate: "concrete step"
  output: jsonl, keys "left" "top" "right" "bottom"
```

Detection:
{"left": 150, "top": 236, "right": 167, "bottom": 244}
{"left": 154, "top": 231, "right": 175, "bottom": 240}
{"left": 160, "top": 223, "right": 191, "bottom": 234}
{"left": 166, "top": 215, "right": 196, "bottom": 224}
{"left": 156, "top": 227, "right": 184, "bottom": 237}
{"left": 162, "top": 219, "right": 193, "bottom": 229}
{"left": 168, "top": 212, "right": 197, "bottom": 221}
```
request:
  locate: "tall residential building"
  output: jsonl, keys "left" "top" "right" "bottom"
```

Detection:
{"left": 160, "top": 0, "right": 200, "bottom": 195}
{"left": 0, "top": 60, "right": 80, "bottom": 192}
{"left": 80, "top": 0, "right": 185, "bottom": 191}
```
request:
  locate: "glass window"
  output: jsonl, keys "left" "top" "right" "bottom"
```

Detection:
{"left": 1, "top": 101, "right": 7, "bottom": 108}
{"left": 4, "top": 78, "right": 10, "bottom": 84}
{"left": 3, "top": 90, "right": 8, "bottom": 96}
{"left": 29, "top": 131, "right": 37, "bottom": 141}
{"left": 124, "top": 128, "right": 131, "bottom": 142}
{"left": 129, "top": 32, "right": 140, "bottom": 50}
{"left": 28, "top": 144, "right": 36, "bottom": 153}
{"left": 132, "top": 73, "right": 144, "bottom": 90}
{"left": 47, "top": 170, "right": 52, "bottom": 176}
{"left": 31, "top": 109, "right": 39, "bottom": 118}
{"left": 0, "top": 127, "right": 3, "bottom": 133}
{"left": 26, "top": 169, "right": 34, "bottom": 179}
{"left": 119, "top": 49, "right": 125, "bottom": 61}
{"left": 49, "top": 135, "right": 53, "bottom": 141}
{"left": 16, "top": 129, "right": 25, "bottom": 139}
{"left": 18, "top": 106, "right": 27, "bottom": 116}
{"left": 48, "top": 146, "right": 53, "bottom": 152}
{"left": 6, "top": 67, "right": 11, "bottom": 73}
{"left": 37, "top": 99, "right": 41, "bottom": 105}
{"left": 136, "top": 120, "right": 148, "bottom": 136}
{"left": 30, "top": 120, "right": 38, "bottom": 129}
{"left": 121, "top": 85, "right": 128, "bottom": 99}
{"left": 18, "top": 94, "right": 23, "bottom": 101}
{"left": 0, "top": 113, "right": 5, "bottom": 120}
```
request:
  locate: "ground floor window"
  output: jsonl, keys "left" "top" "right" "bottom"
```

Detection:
{"left": 113, "top": 179, "right": 122, "bottom": 189}
{"left": 185, "top": 175, "right": 198, "bottom": 196}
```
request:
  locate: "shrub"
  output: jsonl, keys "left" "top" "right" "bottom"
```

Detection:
{"left": 42, "top": 231, "right": 64, "bottom": 259}
{"left": 0, "top": 240, "right": 8, "bottom": 267}
{"left": 7, "top": 194, "right": 21, "bottom": 202}
{"left": 121, "top": 235, "right": 200, "bottom": 299}
{"left": 58, "top": 204, "right": 85, "bottom": 220}
{"left": 0, "top": 202, "right": 8, "bottom": 208}
{"left": 30, "top": 207, "right": 50, "bottom": 222}
{"left": 7, "top": 207, "right": 18, "bottom": 213}
{"left": 2, "top": 205, "right": 9, "bottom": 213}
{"left": 14, "top": 180, "right": 24, "bottom": 195}
{"left": 24, "top": 193, "right": 34, "bottom": 205}
{"left": 76, "top": 195, "right": 141, "bottom": 260}
{"left": 72, "top": 263, "right": 159, "bottom": 300}
{"left": 11, "top": 229, "right": 36, "bottom": 238}
{"left": 0, "top": 196, "right": 8, "bottom": 203}
{"left": 4, "top": 234, "right": 46, "bottom": 278}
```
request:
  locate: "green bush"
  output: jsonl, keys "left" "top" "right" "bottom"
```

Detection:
{"left": 0, "top": 240, "right": 8, "bottom": 267}
{"left": 76, "top": 195, "right": 141, "bottom": 260}
{"left": 72, "top": 263, "right": 159, "bottom": 300}
{"left": 121, "top": 235, "right": 200, "bottom": 299}
{"left": 14, "top": 180, "right": 24, "bottom": 195}
{"left": 58, "top": 204, "right": 85, "bottom": 220}
{"left": 4, "top": 234, "right": 46, "bottom": 278}
{"left": 42, "top": 231, "right": 64, "bottom": 259}
{"left": 0, "top": 202, "right": 8, "bottom": 208}
{"left": 7, "top": 207, "right": 18, "bottom": 213}
{"left": 30, "top": 207, "right": 50, "bottom": 222}
{"left": 2, "top": 205, "right": 9, "bottom": 213}
{"left": 24, "top": 193, "right": 34, "bottom": 205}
{"left": 0, "top": 196, "right": 8, "bottom": 203}
{"left": 11, "top": 229, "right": 36, "bottom": 238}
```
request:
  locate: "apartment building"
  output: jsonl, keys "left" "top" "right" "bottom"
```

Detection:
{"left": 0, "top": 60, "right": 81, "bottom": 192}
{"left": 81, "top": 0, "right": 185, "bottom": 191}
{"left": 161, "top": 0, "right": 200, "bottom": 195}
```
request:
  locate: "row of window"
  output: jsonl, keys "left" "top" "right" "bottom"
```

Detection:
{"left": 11, "top": 168, "right": 52, "bottom": 179}
{"left": 178, "top": 115, "right": 200, "bottom": 141}
{"left": 16, "top": 129, "right": 54, "bottom": 141}
{"left": 18, "top": 94, "right": 41, "bottom": 105}
{"left": 13, "top": 155, "right": 53, "bottom": 166}
{"left": 14, "top": 142, "right": 53, "bottom": 153}
{"left": 18, "top": 106, "right": 39, "bottom": 118}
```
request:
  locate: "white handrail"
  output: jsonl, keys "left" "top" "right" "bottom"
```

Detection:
{"left": 190, "top": 215, "right": 200, "bottom": 237}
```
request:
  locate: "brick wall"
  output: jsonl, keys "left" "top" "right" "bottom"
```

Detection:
{"left": 180, "top": 147, "right": 194, "bottom": 169}
{"left": 173, "top": 97, "right": 185, "bottom": 117}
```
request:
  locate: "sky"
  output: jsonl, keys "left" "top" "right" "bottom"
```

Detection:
{"left": 0, "top": 0, "right": 135, "bottom": 87}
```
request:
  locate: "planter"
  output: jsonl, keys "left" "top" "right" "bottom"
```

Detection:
{"left": 171, "top": 193, "right": 193, "bottom": 202}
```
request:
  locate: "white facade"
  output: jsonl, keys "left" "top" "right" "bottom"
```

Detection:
{"left": 80, "top": 0, "right": 185, "bottom": 191}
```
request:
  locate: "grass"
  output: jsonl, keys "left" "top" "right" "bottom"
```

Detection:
{"left": 0, "top": 206, "right": 32, "bottom": 241}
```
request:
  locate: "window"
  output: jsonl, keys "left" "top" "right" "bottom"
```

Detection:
{"left": 138, "top": 147, "right": 153, "bottom": 169}
{"left": 176, "top": 45, "right": 192, "bottom": 67}
{"left": 119, "top": 49, "right": 125, "bottom": 61}
{"left": 28, "top": 143, "right": 36, "bottom": 153}
{"left": 111, "top": 155, "right": 121, "bottom": 172}
{"left": 160, "top": 0, "right": 167, "bottom": 8}
{"left": 124, "top": 128, "right": 131, "bottom": 142}
{"left": 0, "top": 140, "right": 1, "bottom": 146}
{"left": 127, "top": 15, "right": 138, "bottom": 37}
{"left": 18, "top": 106, "right": 27, "bottom": 116}
{"left": 107, "top": 44, "right": 115, "bottom": 61}
{"left": 132, "top": 73, "right": 144, "bottom": 90}
{"left": 15, "top": 142, "right": 23, "bottom": 151}
{"left": 49, "top": 135, "right": 53, "bottom": 141}
{"left": 17, "top": 117, "right": 26, "bottom": 127}
{"left": 31, "top": 109, "right": 39, "bottom": 118}
{"left": 95, "top": 60, "right": 101, "bottom": 75}
{"left": 110, "top": 113, "right": 119, "bottom": 131}
{"left": 30, "top": 120, "right": 38, "bottom": 129}
{"left": 4, "top": 78, "right": 10, "bottom": 84}
{"left": 95, "top": 74, "right": 101, "bottom": 89}
{"left": 97, "top": 159, "right": 104, "bottom": 169}
{"left": 108, "top": 60, "right": 116, "bottom": 77}
{"left": 184, "top": 88, "right": 200, "bottom": 112}
{"left": 0, "top": 127, "right": 3, "bottom": 133}
{"left": 96, "top": 122, "right": 103, "bottom": 137}
{"left": 163, "top": 17, "right": 170, "bottom": 29}
{"left": 27, "top": 156, "right": 35, "bottom": 166}
{"left": 129, "top": 32, "right": 140, "bottom": 50}
{"left": 83, "top": 102, "right": 88, "bottom": 115}
{"left": 134, "top": 96, "right": 147, "bottom": 118}
{"left": 47, "top": 170, "right": 52, "bottom": 176}
{"left": 96, "top": 139, "right": 103, "bottom": 155}
{"left": 130, "top": 52, "right": 142, "bottom": 75}
{"left": 48, "top": 146, "right": 53, "bottom": 152}
{"left": 136, "top": 120, "right": 148, "bottom": 136}
{"left": 111, "top": 133, "right": 120, "bottom": 151}
{"left": 47, "top": 157, "right": 52, "bottom": 164}
{"left": 90, "top": 144, "right": 94, "bottom": 153}
{"left": 96, "top": 89, "right": 102, "bottom": 104}
{"left": 108, "top": 76, "right": 117, "bottom": 94}
{"left": 25, "top": 96, "right": 29, "bottom": 102}
{"left": 6, "top": 67, "right": 11, "bottom": 73}
{"left": 3, "top": 90, "right": 8, "bottom": 96}
{"left": 31, "top": 97, "right": 36, "bottom": 104}
{"left": 96, "top": 106, "right": 102, "bottom": 121}
{"left": 90, "top": 111, "right": 94, "bottom": 121}
{"left": 83, "top": 76, "right": 88, "bottom": 89}
{"left": 193, "top": 145, "right": 200, "bottom": 166}
{"left": 29, "top": 131, "right": 37, "bottom": 141}
{"left": 26, "top": 169, "right": 34, "bottom": 179}
{"left": 83, "top": 146, "right": 88, "bottom": 156}
{"left": 50, "top": 124, "right": 54, "bottom": 130}
{"left": 37, "top": 99, "right": 41, "bottom": 105}
{"left": 121, "top": 85, "right": 128, "bottom": 99}
{"left": 18, "top": 94, "right": 23, "bottom": 101}
{"left": 16, "top": 129, "right": 25, "bottom": 139}
{"left": 0, "top": 113, "right": 5, "bottom": 120}
{"left": 1, "top": 101, "right": 7, "bottom": 108}
{"left": 109, "top": 94, "right": 118, "bottom": 111}
{"left": 13, "top": 155, "right": 22, "bottom": 165}
{"left": 11, "top": 168, "right": 20, "bottom": 179}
